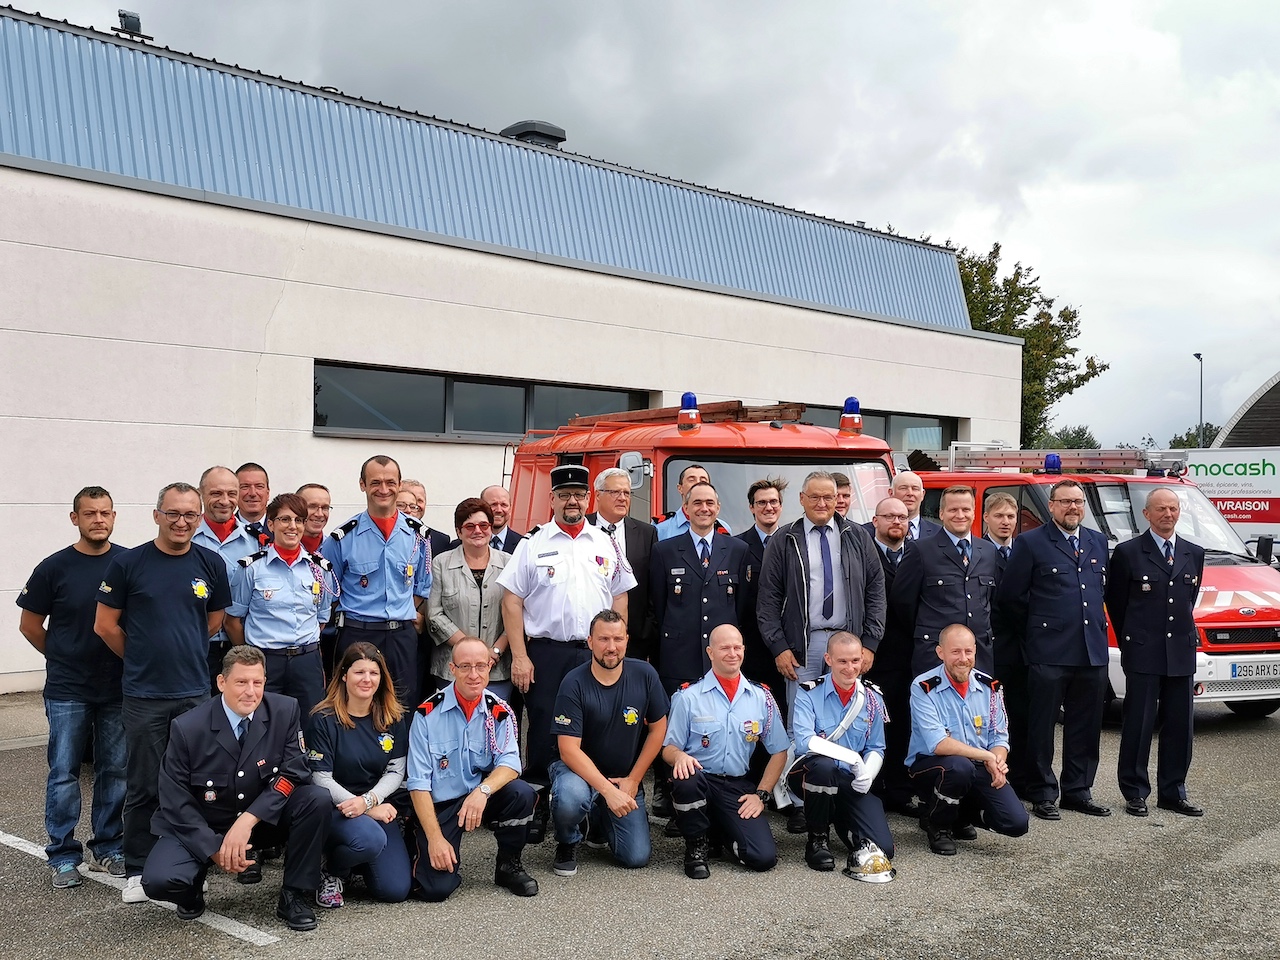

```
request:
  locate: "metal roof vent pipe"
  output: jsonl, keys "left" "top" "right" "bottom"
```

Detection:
{"left": 500, "top": 120, "right": 567, "bottom": 150}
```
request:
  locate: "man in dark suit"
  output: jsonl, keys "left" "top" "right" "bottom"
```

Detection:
{"left": 863, "top": 496, "right": 918, "bottom": 813}
{"left": 481, "top": 485, "right": 525, "bottom": 553}
{"left": 1106, "top": 487, "right": 1206, "bottom": 817}
{"left": 588, "top": 468, "right": 658, "bottom": 662}
{"left": 649, "top": 481, "right": 749, "bottom": 824}
{"left": 738, "top": 478, "right": 789, "bottom": 708}
{"left": 890, "top": 485, "right": 999, "bottom": 677}
{"left": 142, "top": 646, "right": 329, "bottom": 930}
{"left": 983, "top": 492, "right": 1028, "bottom": 796}
{"left": 892, "top": 472, "right": 942, "bottom": 542}
{"left": 996, "top": 479, "right": 1111, "bottom": 821}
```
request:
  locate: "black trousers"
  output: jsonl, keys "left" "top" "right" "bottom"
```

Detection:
{"left": 141, "top": 783, "right": 329, "bottom": 903}
{"left": 410, "top": 780, "right": 536, "bottom": 902}
{"left": 993, "top": 652, "right": 1031, "bottom": 799}
{"left": 908, "top": 755, "right": 1029, "bottom": 837}
{"left": 1026, "top": 663, "right": 1107, "bottom": 804}
{"left": 670, "top": 770, "right": 776, "bottom": 871}
{"left": 207, "top": 640, "right": 232, "bottom": 696}
{"left": 261, "top": 647, "right": 327, "bottom": 716}
{"left": 338, "top": 622, "right": 419, "bottom": 712}
{"left": 121, "top": 694, "right": 205, "bottom": 875}
{"left": 788, "top": 755, "right": 894, "bottom": 857}
{"left": 1118, "top": 671, "right": 1194, "bottom": 803}
{"left": 523, "top": 640, "right": 590, "bottom": 786}
{"left": 868, "top": 668, "right": 914, "bottom": 809}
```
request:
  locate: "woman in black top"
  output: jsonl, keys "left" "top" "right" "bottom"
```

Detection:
{"left": 306, "top": 642, "right": 411, "bottom": 906}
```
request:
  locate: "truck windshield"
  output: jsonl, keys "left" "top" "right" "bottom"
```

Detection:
{"left": 1090, "top": 481, "right": 1250, "bottom": 556}
{"left": 663, "top": 459, "right": 892, "bottom": 532}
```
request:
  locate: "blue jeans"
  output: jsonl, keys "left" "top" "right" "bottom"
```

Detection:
{"left": 548, "top": 761, "right": 650, "bottom": 868}
{"left": 325, "top": 809, "right": 412, "bottom": 903}
{"left": 44, "top": 699, "right": 127, "bottom": 868}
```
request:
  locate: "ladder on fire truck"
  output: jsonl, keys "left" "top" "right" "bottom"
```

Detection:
{"left": 911, "top": 442, "right": 1188, "bottom": 475}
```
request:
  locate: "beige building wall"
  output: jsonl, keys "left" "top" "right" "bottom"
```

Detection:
{"left": 0, "top": 165, "right": 1021, "bottom": 691}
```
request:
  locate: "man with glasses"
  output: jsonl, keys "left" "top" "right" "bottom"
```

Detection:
{"left": 95, "top": 482, "right": 233, "bottom": 904}
{"left": 996, "top": 480, "right": 1112, "bottom": 822}
{"left": 588, "top": 468, "right": 657, "bottom": 663}
{"left": 498, "top": 465, "right": 636, "bottom": 843}
{"left": 739, "top": 478, "right": 789, "bottom": 714}
{"left": 226, "top": 493, "right": 338, "bottom": 714}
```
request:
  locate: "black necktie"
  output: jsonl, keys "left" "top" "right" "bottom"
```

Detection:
{"left": 491, "top": 535, "right": 503, "bottom": 550}
{"left": 1068, "top": 535, "right": 1079, "bottom": 558}
{"left": 957, "top": 539, "right": 970, "bottom": 566}
{"left": 235, "top": 716, "right": 248, "bottom": 741}
{"left": 1000, "top": 545, "right": 1010, "bottom": 561}
{"left": 698, "top": 538, "right": 710, "bottom": 566}
{"left": 763, "top": 534, "right": 771, "bottom": 547}
{"left": 890, "top": 548, "right": 902, "bottom": 567}
{"left": 1164, "top": 539, "right": 1174, "bottom": 565}
{"left": 817, "top": 526, "right": 834, "bottom": 618}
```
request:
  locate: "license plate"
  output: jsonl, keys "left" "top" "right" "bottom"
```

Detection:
{"left": 1230, "top": 662, "right": 1280, "bottom": 680}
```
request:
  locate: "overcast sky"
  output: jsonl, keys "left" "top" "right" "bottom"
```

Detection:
{"left": 41, "top": 1, "right": 1280, "bottom": 446}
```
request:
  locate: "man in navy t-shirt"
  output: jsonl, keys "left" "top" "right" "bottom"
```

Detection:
{"left": 95, "top": 481, "right": 232, "bottom": 904}
{"left": 17, "top": 485, "right": 126, "bottom": 889}
{"left": 548, "top": 609, "right": 669, "bottom": 877}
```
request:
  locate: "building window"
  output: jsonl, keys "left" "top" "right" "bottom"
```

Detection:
{"left": 803, "top": 405, "right": 953, "bottom": 449}
{"left": 314, "top": 361, "right": 647, "bottom": 440}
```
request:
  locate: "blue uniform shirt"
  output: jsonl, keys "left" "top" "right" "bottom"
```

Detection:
{"left": 193, "top": 519, "right": 260, "bottom": 644}
{"left": 322, "top": 512, "right": 431, "bottom": 621}
{"left": 792, "top": 676, "right": 887, "bottom": 772}
{"left": 655, "top": 510, "right": 732, "bottom": 541}
{"left": 228, "top": 546, "right": 337, "bottom": 649}
{"left": 406, "top": 684, "right": 520, "bottom": 802}
{"left": 906, "top": 665, "right": 1009, "bottom": 765}
{"left": 664, "top": 671, "right": 788, "bottom": 777}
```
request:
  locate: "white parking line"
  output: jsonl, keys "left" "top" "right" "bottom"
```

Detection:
{"left": 0, "top": 827, "right": 280, "bottom": 946}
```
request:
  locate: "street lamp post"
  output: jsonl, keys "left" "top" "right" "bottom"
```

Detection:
{"left": 1193, "top": 352, "right": 1204, "bottom": 448}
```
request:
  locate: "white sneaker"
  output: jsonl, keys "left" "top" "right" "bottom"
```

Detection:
{"left": 122, "top": 875, "right": 149, "bottom": 903}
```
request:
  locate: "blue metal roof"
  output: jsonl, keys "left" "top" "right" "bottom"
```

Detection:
{"left": 0, "top": 8, "right": 973, "bottom": 331}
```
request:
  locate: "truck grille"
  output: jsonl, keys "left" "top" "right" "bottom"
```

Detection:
{"left": 1203, "top": 627, "right": 1280, "bottom": 645}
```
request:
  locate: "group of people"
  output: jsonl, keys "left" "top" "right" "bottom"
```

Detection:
{"left": 16, "top": 455, "right": 1205, "bottom": 928}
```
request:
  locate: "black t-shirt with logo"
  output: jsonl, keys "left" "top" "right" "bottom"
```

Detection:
{"left": 305, "top": 710, "right": 410, "bottom": 796}
{"left": 552, "top": 659, "right": 669, "bottom": 779}
{"left": 17, "top": 544, "right": 124, "bottom": 703}
{"left": 97, "top": 542, "right": 231, "bottom": 699}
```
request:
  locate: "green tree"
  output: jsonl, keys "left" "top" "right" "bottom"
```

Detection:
{"left": 957, "top": 243, "right": 1109, "bottom": 447}
{"left": 1036, "top": 423, "right": 1100, "bottom": 449}
{"left": 1167, "top": 422, "right": 1220, "bottom": 448}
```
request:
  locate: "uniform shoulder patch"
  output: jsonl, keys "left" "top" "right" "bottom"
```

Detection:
{"left": 237, "top": 550, "right": 269, "bottom": 567}
{"left": 864, "top": 680, "right": 884, "bottom": 696}
{"left": 483, "top": 691, "right": 512, "bottom": 722}
{"left": 919, "top": 675, "right": 943, "bottom": 693}
{"left": 404, "top": 516, "right": 424, "bottom": 532}
{"left": 678, "top": 680, "right": 694, "bottom": 691}
{"left": 714, "top": 521, "right": 730, "bottom": 534}
{"left": 307, "top": 552, "right": 332, "bottom": 570}
{"left": 416, "top": 690, "right": 447, "bottom": 717}
{"left": 330, "top": 518, "right": 359, "bottom": 541}
{"left": 653, "top": 511, "right": 676, "bottom": 523}
{"left": 973, "top": 670, "right": 1002, "bottom": 691}
{"left": 799, "top": 677, "right": 825, "bottom": 691}
{"left": 526, "top": 524, "right": 541, "bottom": 536}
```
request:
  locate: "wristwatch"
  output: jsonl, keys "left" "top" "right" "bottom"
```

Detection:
{"left": 478, "top": 783, "right": 492, "bottom": 797}
{"left": 755, "top": 789, "right": 771, "bottom": 805}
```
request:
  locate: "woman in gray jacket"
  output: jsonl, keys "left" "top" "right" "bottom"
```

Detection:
{"left": 427, "top": 498, "right": 513, "bottom": 701}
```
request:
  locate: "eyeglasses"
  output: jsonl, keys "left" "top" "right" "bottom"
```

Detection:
{"left": 753, "top": 498, "right": 781, "bottom": 508}
{"left": 556, "top": 491, "right": 589, "bottom": 502}
{"left": 601, "top": 489, "right": 632, "bottom": 497}
{"left": 805, "top": 495, "right": 836, "bottom": 505}
{"left": 452, "top": 662, "right": 491, "bottom": 674}
{"left": 159, "top": 511, "right": 200, "bottom": 523}
{"left": 1050, "top": 498, "right": 1086, "bottom": 507}
{"left": 876, "top": 514, "right": 908, "bottom": 522}
{"left": 271, "top": 517, "right": 304, "bottom": 526}
{"left": 461, "top": 521, "right": 492, "bottom": 533}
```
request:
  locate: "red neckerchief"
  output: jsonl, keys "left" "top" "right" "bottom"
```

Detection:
{"left": 456, "top": 691, "right": 481, "bottom": 722}
{"left": 948, "top": 673, "right": 969, "bottom": 699}
{"left": 835, "top": 681, "right": 856, "bottom": 706}
{"left": 301, "top": 533, "right": 323, "bottom": 554}
{"left": 715, "top": 672, "right": 741, "bottom": 702}
{"left": 275, "top": 544, "right": 301, "bottom": 566}
{"left": 205, "top": 516, "right": 237, "bottom": 543}
{"left": 557, "top": 520, "right": 585, "bottom": 539}
{"left": 371, "top": 513, "right": 398, "bottom": 540}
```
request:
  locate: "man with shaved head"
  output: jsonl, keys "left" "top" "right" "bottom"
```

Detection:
{"left": 890, "top": 472, "right": 940, "bottom": 542}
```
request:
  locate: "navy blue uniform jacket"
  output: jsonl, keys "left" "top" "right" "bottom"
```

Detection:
{"left": 151, "top": 692, "right": 312, "bottom": 862}
{"left": 1104, "top": 533, "right": 1204, "bottom": 677}
{"left": 650, "top": 532, "right": 749, "bottom": 681}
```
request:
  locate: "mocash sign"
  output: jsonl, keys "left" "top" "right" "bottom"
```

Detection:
{"left": 1184, "top": 448, "right": 1280, "bottom": 537}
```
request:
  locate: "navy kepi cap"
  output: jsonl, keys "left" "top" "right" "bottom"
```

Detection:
{"left": 550, "top": 464, "right": 590, "bottom": 490}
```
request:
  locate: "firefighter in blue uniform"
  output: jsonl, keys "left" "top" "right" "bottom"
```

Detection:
{"left": 662, "top": 625, "right": 789, "bottom": 880}
{"left": 406, "top": 638, "right": 538, "bottom": 901}
{"left": 322, "top": 456, "right": 431, "bottom": 712}
{"left": 788, "top": 632, "right": 894, "bottom": 872}
{"left": 907, "top": 625, "right": 1029, "bottom": 856}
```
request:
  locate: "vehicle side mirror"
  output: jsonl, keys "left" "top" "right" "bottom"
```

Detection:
{"left": 618, "top": 451, "right": 649, "bottom": 490}
{"left": 1257, "top": 535, "right": 1274, "bottom": 566}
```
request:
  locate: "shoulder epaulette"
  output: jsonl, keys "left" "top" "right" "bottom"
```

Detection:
{"left": 973, "top": 670, "right": 1002, "bottom": 691}
{"left": 306, "top": 553, "right": 332, "bottom": 570}
{"left": 404, "top": 516, "right": 424, "bottom": 532}
{"left": 714, "top": 521, "right": 729, "bottom": 534}
{"left": 237, "top": 550, "right": 269, "bottom": 567}
{"left": 655, "top": 511, "right": 676, "bottom": 522}
{"left": 329, "top": 518, "right": 359, "bottom": 541}
{"left": 526, "top": 524, "right": 541, "bottom": 536}
{"left": 864, "top": 680, "right": 884, "bottom": 696}
{"left": 799, "top": 677, "right": 825, "bottom": 692}
{"left": 416, "top": 690, "right": 447, "bottom": 717}
{"left": 483, "top": 691, "right": 512, "bottom": 722}
{"left": 919, "top": 675, "right": 943, "bottom": 694}
{"left": 678, "top": 680, "right": 694, "bottom": 691}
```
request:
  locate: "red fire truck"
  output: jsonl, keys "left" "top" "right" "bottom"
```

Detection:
{"left": 913, "top": 447, "right": 1280, "bottom": 718}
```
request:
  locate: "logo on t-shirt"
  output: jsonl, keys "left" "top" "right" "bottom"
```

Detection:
{"left": 378, "top": 733, "right": 394, "bottom": 753}
{"left": 98, "top": 581, "right": 112, "bottom": 594}
{"left": 191, "top": 578, "right": 210, "bottom": 599}
{"left": 622, "top": 706, "right": 639, "bottom": 725}
{"left": 554, "top": 714, "right": 572, "bottom": 726}
{"left": 306, "top": 749, "right": 324, "bottom": 762}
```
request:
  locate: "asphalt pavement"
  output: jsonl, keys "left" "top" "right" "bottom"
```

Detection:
{"left": 0, "top": 690, "right": 1277, "bottom": 960}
